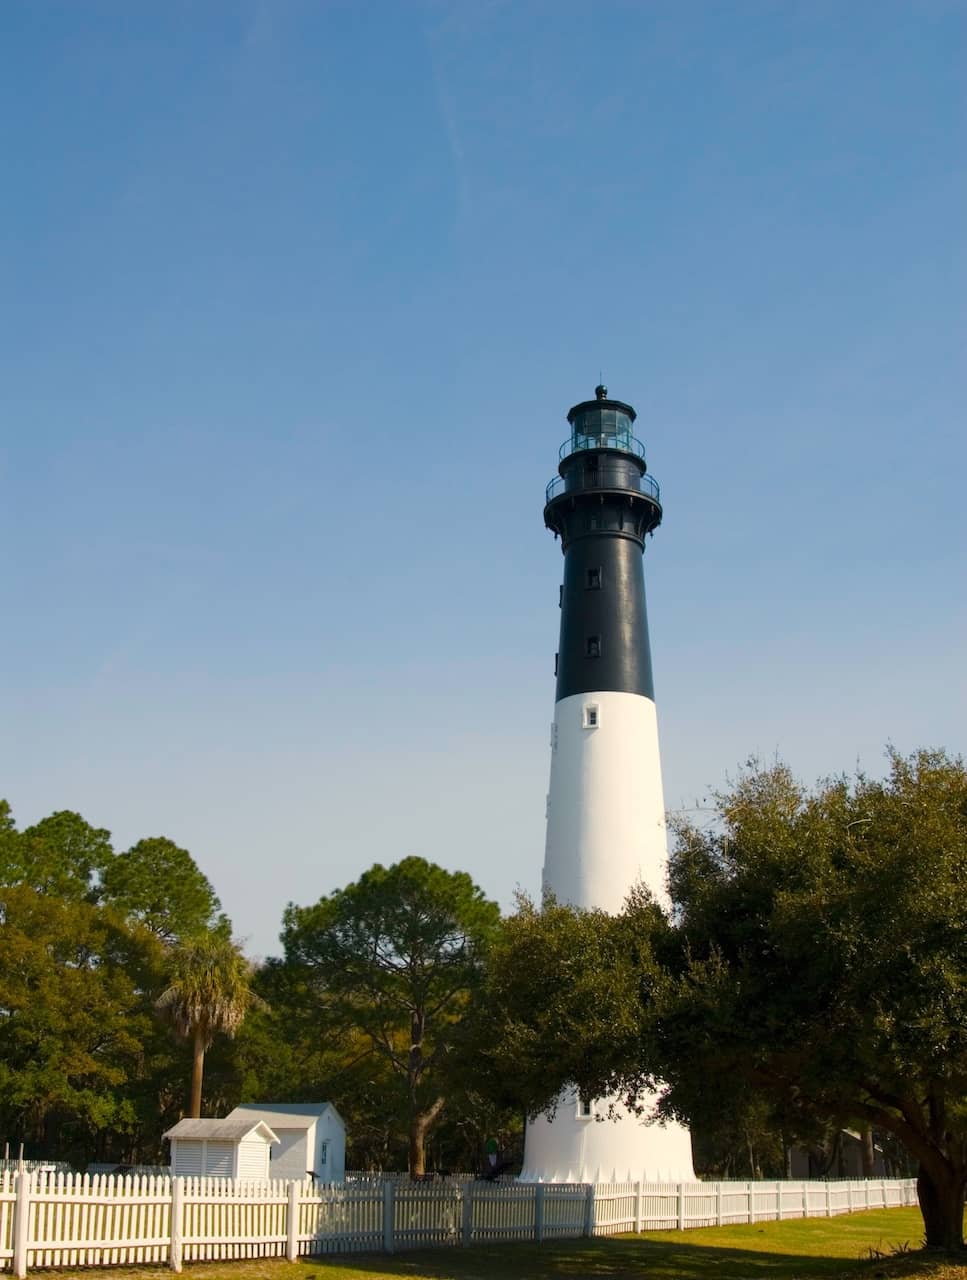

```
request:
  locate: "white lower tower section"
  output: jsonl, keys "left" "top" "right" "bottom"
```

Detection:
{"left": 521, "top": 689, "right": 695, "bottom": 1183}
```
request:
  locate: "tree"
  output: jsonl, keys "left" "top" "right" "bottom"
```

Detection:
{"left": 0, "top": 882, "right": 157, "bottom": 1161}
{"left": 101, "top": 836, "right": 223, "bottom": 942}
{"left": 478, "top": 749, "right": 967, "bottom": 1251}
{"left": 6, "top": 809, "right": 114, "bottom": 901}
{"left": 281, "top": 857, "right": 501, "bottom": 1175}
{"left": 663, "top": 750, "right": 967, "bottom": 1249}
{"left": 156, "top": 931, "right": 264, "bottom": 1118}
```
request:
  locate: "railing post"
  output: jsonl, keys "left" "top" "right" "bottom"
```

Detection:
{"left": 635, "top": 1181, "right": 643, "bottom": 1233}
{"left": 677, "top": 1182, "right": 686, "bottom": 1231}
{"left": 583, "top": 1184, "right": 595, "bottom": 1237}
{"left": 12, "top": 1171, "right": 30, "bottom": 1279}
{"left": 169, "top": 1177, "right": 184, "bottom": 1274}
{"left": 461, "top": 1182, "right": 473, "bottom": 1246}
{"left": 534, "top": 1183, "right": 545, "bottom": 1244}
{"left": 716, "top": 1181, "right": 723, "bottom": 1227}
{"left": 286, "top": 1180, "right": 300, "bottom": 1261}
{"left": 382, "top": 1179, "right": 395, "bottom": 1254}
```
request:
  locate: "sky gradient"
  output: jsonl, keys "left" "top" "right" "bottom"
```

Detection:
{"left": 2, "top": 0, "right": 965, "bottom": 958}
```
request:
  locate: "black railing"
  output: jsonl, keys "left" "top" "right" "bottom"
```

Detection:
{"left": 559, "top": 432, "right": 647, "bottom": 461}
{"left": 545, "top": 470, "right": 661, "bottom": 504}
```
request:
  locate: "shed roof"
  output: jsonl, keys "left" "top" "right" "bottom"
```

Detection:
{"left": 227, "top": 1103, "right": 343, "bottom": 1131}
{"left": 163, "top": 1119, "right": 279, "bottom": 1143}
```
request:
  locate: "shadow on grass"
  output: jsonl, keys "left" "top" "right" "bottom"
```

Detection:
{"left": 294, "top": 1235, "right": 946, "bottom": 1280}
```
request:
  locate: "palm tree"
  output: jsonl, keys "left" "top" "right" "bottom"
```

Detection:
{"left": 156, "top": 932, "right": 266, "bottom": 1117}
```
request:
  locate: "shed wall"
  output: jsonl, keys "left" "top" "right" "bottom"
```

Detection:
{"left": 270, "top": 1130, "right": 311, "bottom": 1181}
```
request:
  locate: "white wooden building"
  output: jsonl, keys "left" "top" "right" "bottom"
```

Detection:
{"left": 225, "top": 1103, "right": 345, "bottom": 1182}
{"left": 163, "top": 1118, "right": 278, "bottom": 1179}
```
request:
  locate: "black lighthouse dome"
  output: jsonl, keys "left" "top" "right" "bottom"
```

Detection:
{"left": 544, "top": 385, "right": 662, "bottom": 548}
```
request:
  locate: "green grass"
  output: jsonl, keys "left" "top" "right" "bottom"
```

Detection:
{"left": 47, "top": 1208, "right": 967, "bottom": 1280}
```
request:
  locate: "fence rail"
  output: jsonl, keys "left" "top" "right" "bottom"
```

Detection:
{"left": 0, "top": 1169, "right": 918, "bottom": 1276}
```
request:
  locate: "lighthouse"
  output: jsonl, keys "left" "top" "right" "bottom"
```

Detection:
{"left": 520, "top": 385, "right": 695, "bottom": 1184}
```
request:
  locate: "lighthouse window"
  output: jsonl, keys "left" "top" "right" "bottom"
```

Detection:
{"left": 583, "top": 704, "right": 599, "bottom": 729}
{"left": 586, "top": 636, "right": 601, "bottom": 658}
{"left": 577, "top": 1095, "right": 594, "bottom": 1119}
{"left": 586, "top": 567, "right": 601, "bottom": 590}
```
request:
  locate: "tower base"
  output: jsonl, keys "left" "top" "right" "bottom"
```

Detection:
{"left": 520, "top": 1087, "right": 695, "bottom": 1184}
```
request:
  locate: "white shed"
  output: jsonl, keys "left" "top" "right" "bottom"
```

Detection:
{"left": 163, "top": 1118, "right": 279, "bottom": 1180}
{"left": 225, "top": 1103, "right": 346, "bottom": 1183}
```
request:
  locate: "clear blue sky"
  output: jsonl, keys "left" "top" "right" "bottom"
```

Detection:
{"left": 2, "top": 1, "right": 964, "bottom": 958}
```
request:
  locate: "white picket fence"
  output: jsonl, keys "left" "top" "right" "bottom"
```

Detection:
{"left": 0, "top": 1169, "right": 918, "bottom": 1276}
{"left": 590, "top": 1177, "right": 918, "bottom": 1234}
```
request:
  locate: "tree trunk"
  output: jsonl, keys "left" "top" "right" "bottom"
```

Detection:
{"left": 860, "top": 1125, "right": 876, "bottom": 1177}
{"left": 408, "top": 1098, "right": 446, "bottom": 1177}
{"left": 189, "top": 1029, "right": 205, "bottom": 1118}
{"left": 917, "top": 1161, "right": 967, "bottom": 1250}
{"left": 745, "top": 1130, "right": 759, "bottom": 1179}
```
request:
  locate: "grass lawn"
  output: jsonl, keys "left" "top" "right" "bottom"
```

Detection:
{"left": 45, "top": 1208, "right": 967, "bottom": 1280}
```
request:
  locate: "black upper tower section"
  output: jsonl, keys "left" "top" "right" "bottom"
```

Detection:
{"left": 544, "top": 385, "right": 662, "bottom": 704}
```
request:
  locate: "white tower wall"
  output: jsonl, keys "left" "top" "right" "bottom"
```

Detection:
{"left": 543, "top": 690, "right": 670, "bottom": 911}
{"left": 521, "top": 688, "right": 695, "bottom": 1183}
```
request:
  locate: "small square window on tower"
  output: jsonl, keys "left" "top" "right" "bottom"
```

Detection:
{"left": 583, "top": 704, "right": 599, "bottom": 729}
{"left": 586, "top": 635, "right": 601, "bottom": 658}
{"left": 577, "top": 1095, "right": 594, "bottom": 1119}
{"left": 586, "top": 567, "right": 602, "bottom": 590}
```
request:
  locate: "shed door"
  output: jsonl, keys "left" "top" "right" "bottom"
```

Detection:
{"left": 238, "top": 1138, "right": 268, "bottom": 1180}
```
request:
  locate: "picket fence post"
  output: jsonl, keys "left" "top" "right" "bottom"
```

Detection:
{"left": 286, "top": 1181, "right": 300, "bottom": 1261}
{"left": 169, "top": 1177, "right": 184, "bottom": 1274}
{"left": 635, "top": 1181, "right": 644, "bottom": 1233}
{"left": 12, "top": 1171, "right": 30, "bottom": 1279}
{"left": 382, "top": 1179, "right": 396, "bottom": 1253}
{"left": 747, "top": 1182, "right": 754, "bottom": 1224}
{"left": 461, "top": 1183, "right": 473, "bottom": 1245}
{"left": 825, "top": 1180, "right": 832, "bottom": 1217}
{"left": 715, "top": 1181, "right": 723, "bottom": 1227}
{"left": 534, "top": 1183, "right": 546, "bottom": 1244}
{"left": 583, "top": 1184, "right": 595, "bottom": 1237}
